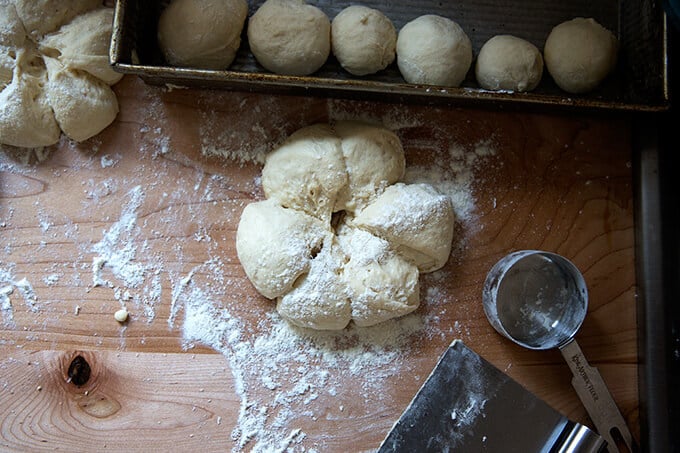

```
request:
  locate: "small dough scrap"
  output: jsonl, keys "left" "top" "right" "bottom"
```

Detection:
{"left": 333, "top": 120, "right": 405, "bottom": 213}
{"left": 44, "top": 57, "right": 119, "bottom": 142}
{"left": 236, "top": 199, "right": 328, "bottom": 299}
{"left": 276, "top": 237, "right": 352, "bottom": 330}
{"left": 157, "top": 0, "right": 248, "bottom": 70}
{"left": 353, "top": 182, "right": 454, "bottom": 272}
{"left": 248, "top": 0, "right": 330, "bottom": 76}
{"left": 13, "top": 0, "right": 100, "bottom": 39}
{"left": 337, "top": 226, "right": 419, "bottom": 327}
{"left": 331, "top": 5, "right": 396, "bottom": 76}
{"left": 262, "top": 124, "right": 347, "bottom": 222}
{"left": 0, "top": 54, "right": 60, "bottom": 148}
{"left": 544, "top": 18, "right": 618, "bottom": 94}
{"left": 475, "top": 35, "right": 543, "bottom": 92}
{"left": 396, "top": 15, "right": 472, "bottom": 87}
{"left": 0, "top": 47, "right": 15, "bottom": 89}
{"left": 40, "top": 8, "right": 123, "bottom": 85}
{"left": 0, "top": 2, "right": 26, "bottom": 48}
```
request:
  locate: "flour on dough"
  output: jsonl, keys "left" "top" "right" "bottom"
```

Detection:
{"left": 236, "top": 199, "right": 329, "bottom": 300}
{"left": 337, "top": 225, "right": 420, "bottom": 327}
{"left": 353, "top": 182, "right": 454, "bottom": 272}
{"left": 276, "top": 236, "right": 352, "bottom": 330}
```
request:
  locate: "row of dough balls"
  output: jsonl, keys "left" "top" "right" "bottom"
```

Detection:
{"left": 157, "top": 0, "right": 618, "bottom": 94}
{"left": 236, "top": 121, "right": 455, "bottom": 330}
{"left": 0, "top": 0, "right": 122, "bottom": 149}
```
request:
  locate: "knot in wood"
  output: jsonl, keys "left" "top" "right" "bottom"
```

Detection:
{"left": 67, "top": 355, "right": 91, "bottom": 387}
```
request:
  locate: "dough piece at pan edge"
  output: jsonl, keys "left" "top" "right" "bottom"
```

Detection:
{"left": 157, "top": 0, "right": 248, "bottom": 70}
{"left": 475, "top": 34, "right": 543, "bottom": 92}
{"left": 0, "top": 53, "right": 60, "bottom": 148}
{"left": 333, "top": 120, "right": 405, "bottom": 214}
{"left": 43, "top": 57, "right": 119, "bottom": 142}
{"left": 337, "top": 225, "right": 420, "bottom": 328}
{"left": 352, "top": 182, "right": 454, "bottom": 273}
{"left": 40, "top": 7, "right": 123, "bottom": 86}
{"left": 236, "top": 198, "right": 329, "bottom": 300}
{"left": 331, "top": 5, "right": 396, "bottom": 76}
{"left": 13, "top": 0, "right": 101, "bottom": 40}
{"left": 248, "top": 0, "right": 330, "bottom": 76}
{"left": 544, "top": 17, "right": 618, "bottom": 94}
{"left": 262, "top": 123, "right": 347, "bottom": 222}
{"left": 276, "top": 236, "right": 352, "bottom": 330}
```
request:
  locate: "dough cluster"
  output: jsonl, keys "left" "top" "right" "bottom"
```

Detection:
{"left": 0, "top": 0, "right": 122, "bottom": 148}
{"left": 236, "top": 122, "right": 455, "bottom": 330}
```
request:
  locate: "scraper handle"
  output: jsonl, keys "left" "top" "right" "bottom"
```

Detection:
{"left": 560, "top": 340, "right": 636, "bottom": 453}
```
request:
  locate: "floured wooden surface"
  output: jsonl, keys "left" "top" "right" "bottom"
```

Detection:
{"left": 1, "top": 76, "right": 638, "bottom": 451}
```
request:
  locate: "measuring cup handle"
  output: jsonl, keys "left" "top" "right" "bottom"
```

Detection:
{"left": 559, "top": 340, "right": 635, "bottom": 453}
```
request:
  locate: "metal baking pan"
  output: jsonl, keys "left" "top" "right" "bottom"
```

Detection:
{"left": 110, "top": 0, "right": 669, "bottom": 112}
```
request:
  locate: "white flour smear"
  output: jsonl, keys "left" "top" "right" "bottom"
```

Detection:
{"left": 91, "top": 185, "right": 163, "bottom": 322}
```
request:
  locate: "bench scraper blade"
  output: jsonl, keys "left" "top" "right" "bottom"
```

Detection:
{"left": 378, "top": 340, "right": 606, "bottom": 453}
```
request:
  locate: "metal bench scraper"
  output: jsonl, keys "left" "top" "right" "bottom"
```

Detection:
{"left": 377, "top": 340, "right": 606, "bottom": 452}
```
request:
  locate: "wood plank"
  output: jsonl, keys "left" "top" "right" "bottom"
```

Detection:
{"left": 1, "top": 76, "right": 638, "bottom": 451}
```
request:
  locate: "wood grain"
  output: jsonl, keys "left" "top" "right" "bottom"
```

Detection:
{"left": 1, "top": 76, "right": 638, "bottom": 451}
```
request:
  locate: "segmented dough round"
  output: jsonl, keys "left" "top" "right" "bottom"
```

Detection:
{"left": 331, "top": 5, "right": 396, "bottom": 76}
{"left": 157, "top": 0, "right": 248, "bottom": 70}
{"left": 247, "top": 0, "right": 330, "bottom": 76}
{"left": 236, "top": 122, "right": 455, "bottom": 330}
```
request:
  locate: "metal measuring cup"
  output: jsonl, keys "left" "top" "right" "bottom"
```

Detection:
{"left": 482, "top": 250, "right": 635, "bottom": 453}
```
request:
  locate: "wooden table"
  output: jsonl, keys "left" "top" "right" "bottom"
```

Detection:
{"left": 0, "top": 76, "right": 638, "bottom": 451}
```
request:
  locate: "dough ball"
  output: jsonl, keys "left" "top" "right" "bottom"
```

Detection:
{"left": 13, "top": 0, "right": 100, "bottom": 39}
{"left": 353, "top": 182, "right": 454, "bottom": 272}
{"left": 337, "top": 226, "right": 419, "bottom": 327}
{"left": 331, "top": 5, "right": 396, "bottom": 76}
{"left": 236, "top": 199, "right": 328, "bottom": 299}
{"left": 0, "top": 3, "right": 26, "bottom": 48}
{"left": 475, "top": 35, "right": 543, "bottom": 92}
{"left": 0, "top": 54, "right": 60, "bottom": 148}
{"left": 396, "top": 15, "right": 472, "bottom": 87}
{"left": 333, "top": 120, "right": 405, "bottom": 213}
{"left": 40, "top": 8, "right": 123, "bottom": 86}
{"left": 276, "top": 238, "right": 352, "bottom": 330}
{"left": 157, "top": 0, "right": 248, "bottom": 70}
{"left": 544, "top": 18, "right": 618, "bottom": 94}
{"left": 262, "top": 124, "right": 347, "bottom": 221}
{"left": 44, "top": 57, "right": 119, "bottom": 142}
{"left": 247, "top": 0, "right": 330, "bottom": 76}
